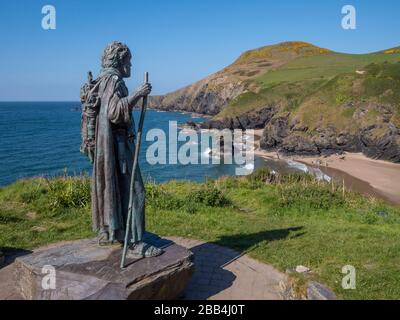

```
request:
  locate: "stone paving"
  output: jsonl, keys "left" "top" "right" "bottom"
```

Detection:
{"left": 0, "top": 237, "right": 290, "bottom": 300}
{"left": 166, "top": 237, "right": 289, "bottom": 300}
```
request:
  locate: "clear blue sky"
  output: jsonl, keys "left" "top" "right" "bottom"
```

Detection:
{"left": 0, "top": 0, "right": 399, "bottom": 101}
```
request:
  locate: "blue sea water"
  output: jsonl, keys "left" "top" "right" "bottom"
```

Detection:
{"left": 0, "top": 102, "right": 251, "bottom": 187}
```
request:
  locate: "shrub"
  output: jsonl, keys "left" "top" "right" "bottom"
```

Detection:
{"left": 44, "top": 175, "right": 90, "bottom": 210}
{"left": 276, "top": 183, "right": 345, "bottom": 210}
{"left": 278, "top": 172, "right": 315, "bottom": 184}
{"left": 246, "top": 167, "right": 272, "bottom": 185}
{"left": 365, "top": 63, "right": 380, "bottom": 76}
{"left": 188, "top": 184, "right": 231, "bottom": 207}
{"left": 18, "top": 183, "right": 47, "bottom": 203}
{"left": 245, "top": 168, "right": 315, "bottom": 189}
{"left": 146, "top": 182, "right": 184, "bottom": 211}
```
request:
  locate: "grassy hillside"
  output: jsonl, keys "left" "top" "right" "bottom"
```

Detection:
{"left": 151, "top": 40, "right": 400, "bottom": 127}
{"left": 229, "top": 41, "right": 330, "bottom": 66}
{"left": 149, "top": 42, "right": 335, "bottom": 115}
{"left": 210, "top": 45, "right": 400, "bottom": 161}
{"left": 292, "top": 62, "right": 400, "bottom": 133}
{"left": 217, "top": 49, "right": 400, "bottom": 118}
{"left": 257, "top": 51, "right": 400, "bottom": 85}
{"left": 1, "top": 172, "right": 400, "bottom": 299}
{"left": 151, "top": 40, "right": 400, "bottom": 161}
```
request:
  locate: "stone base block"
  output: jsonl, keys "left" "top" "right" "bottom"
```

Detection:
{"left": 14, "top": 235, "right": 194, "bottom": 300}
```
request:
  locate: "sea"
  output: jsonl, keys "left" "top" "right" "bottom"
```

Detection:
{"left": 1, "top": 101, "right": 391, "bottom": 205}
{"left": 0, "top": 102, "right": 285, "bottom": 187}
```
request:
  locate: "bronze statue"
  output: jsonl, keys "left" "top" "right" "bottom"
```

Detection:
{"left": 80, "top": 41, "right": 163, "bottom": 259}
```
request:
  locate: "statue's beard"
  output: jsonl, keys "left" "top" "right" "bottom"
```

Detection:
{"left": 122, "top": 68, "right": 130, "bottom": 78}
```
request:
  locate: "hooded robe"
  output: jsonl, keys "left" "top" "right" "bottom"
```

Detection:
{"left": 91, "top": 68, "right": 145, "bottom": 243}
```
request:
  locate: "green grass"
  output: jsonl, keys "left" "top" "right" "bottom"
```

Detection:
{"left": 220, "top": 60, "right": 400, "bottom": 136}
{"left": 218, "top": 51, "right": 400, "bottom": 121}
{"left": 1, "top": 171, "right": 400, "bottom": 299}
{"left": 256, "top": 52, "right": 400, "bottom": 87}
{"left": 0, "top": 176, "right": 93, "bottom": 249}
{"left": 290, "top": 62, "right": 400, "bottom": 133}
{"left": 217, "top": 79, "right": 326, "bottom": 118}
{"left": 232, "top": 41, "right": 331, "bottom": 65}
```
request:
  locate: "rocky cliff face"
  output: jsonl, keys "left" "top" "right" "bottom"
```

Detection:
{"left": 198, "top": 106, "right": 276, "bottom": 130}
{"left": 149, "top": 76, "right": 245, "bottom": 115}
{"left": 259, "top": 111, "right": 400, "bottom": 162}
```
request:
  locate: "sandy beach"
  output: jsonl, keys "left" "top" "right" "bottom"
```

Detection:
{"left": 250, "top": 129, "right": 400, "bottom": 205}
{"left": 254, "top": 147, "right": 400, "bottom": 205}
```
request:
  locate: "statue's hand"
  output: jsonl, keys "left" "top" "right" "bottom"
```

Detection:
{"left": 128, "top": 83, "right": 152, "bottom": 108}
{"left": 136, "top": 83, "right": 152, "bottom": 98}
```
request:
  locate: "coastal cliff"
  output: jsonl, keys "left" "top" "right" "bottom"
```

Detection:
{"left": 149, "top": 41, "right": 400, "bottom": 162}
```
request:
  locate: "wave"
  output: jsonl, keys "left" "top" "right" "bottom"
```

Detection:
{"left": 241, "top": 163, "right": 255, "bottom": 171}
{"left": 286, "top": 160, "right": 331, "bottom": 182}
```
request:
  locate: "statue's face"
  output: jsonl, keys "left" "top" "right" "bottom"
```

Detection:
{"left": 121, "top": 55, "right": 132, "bottom": 78}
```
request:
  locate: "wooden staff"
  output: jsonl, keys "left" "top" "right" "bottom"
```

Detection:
{"left": 120, "top": 72, "right": 149, "bottom": 269}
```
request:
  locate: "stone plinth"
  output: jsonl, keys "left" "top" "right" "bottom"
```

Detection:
{"left": 14, "top": 235, "right": 194, "bottom": 300}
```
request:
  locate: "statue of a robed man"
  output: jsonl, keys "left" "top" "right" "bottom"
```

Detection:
{"left": 80, "top": 41, "right": 162, "bottom": 258}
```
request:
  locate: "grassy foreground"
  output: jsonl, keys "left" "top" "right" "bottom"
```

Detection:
{"left": 1, "top": 170, "right": 400, "bottom": 299}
